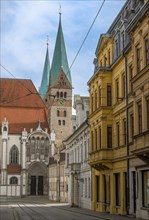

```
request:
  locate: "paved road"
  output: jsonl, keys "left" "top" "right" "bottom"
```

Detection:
{"left": 0, "top": 197, "right": 100, "bottom": 220}
{"left": 0, "top": 196, "right": 142, "bottom": 220}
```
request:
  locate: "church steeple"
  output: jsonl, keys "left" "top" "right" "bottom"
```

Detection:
{"left": 50, "top": 12, "right": 72, "bottom": 87}
{"left": 39, "top": 42, "right": 50, "bottom": 98}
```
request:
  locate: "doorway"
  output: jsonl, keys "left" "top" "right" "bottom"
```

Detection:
{"left": 38, "top": 176, "right": 43, "bottom": 195}
{"left": 30, "top": 175, "right": 44, "bottom": 195}
{"left": 31, "top": 176, "right": 36, "bottom": 195}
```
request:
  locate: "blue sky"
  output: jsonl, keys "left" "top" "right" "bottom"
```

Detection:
{"left": 1, "top": 0, "right": 126, "bottom": 98}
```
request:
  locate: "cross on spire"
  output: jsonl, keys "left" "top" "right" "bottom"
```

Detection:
{"left": 47, "top": 35, "right": 49, "bottom": 47}
{"left": 59, "top": 5, "right": 61, "bottom": 18}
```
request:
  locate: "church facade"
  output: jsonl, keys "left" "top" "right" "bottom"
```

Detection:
{"left": 0, "top": 79, "right": 55, "bottom": 197}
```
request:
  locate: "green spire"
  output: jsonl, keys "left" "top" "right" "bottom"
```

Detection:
{"left": 50, "top": 13, "right": 72, "bottom": 86}
{"left": 39, "top": 43, "right": 50, "bottom": 98}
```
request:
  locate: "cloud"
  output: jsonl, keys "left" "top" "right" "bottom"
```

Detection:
{"left": 1, "top": 0, "right": 126, "bottom": 97}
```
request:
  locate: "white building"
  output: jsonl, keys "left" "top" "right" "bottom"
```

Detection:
{"left": 0, "top": 78, "right": 55, "bottom": 197}
{"left": 64, "top": 95, "right": 91, "bottom": 209}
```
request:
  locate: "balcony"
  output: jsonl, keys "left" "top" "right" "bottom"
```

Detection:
{"left": 89, "top": 149, "right": 113, "bottom": 170}
{"left": 69, "top": 163, "right": 81, "bottom": 173}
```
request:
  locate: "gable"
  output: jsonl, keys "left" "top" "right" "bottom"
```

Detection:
{"left": 51, "top": 69, "right": 72, "bottom": 89}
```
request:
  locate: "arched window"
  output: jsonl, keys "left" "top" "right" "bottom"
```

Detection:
{"left": 64, "top": 92, "right": 67, "bottom": 98}
{"left": 10, "top": 177, "right": 18, "bottom": 185}
{"left": 57, "top": 110, "right": 60, "bottom": 117}
{"left": 10, "top": 145, "right": 19, "bottom": 164}
{"left": 63, "top": 120, "right": 65, "bottom": 125}
{"left": 57, "top": 92, "right": 59, "bottom": 98}
{"left": 64, "top": 110, "right": 67, "bottom": 117}
{"left": 60, "top": 92, "right": 63, "bottom": 98}
{"left": 3, "top": 126, "right": 7, "bottom": 131}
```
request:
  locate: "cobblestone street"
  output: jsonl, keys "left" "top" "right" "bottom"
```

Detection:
{"left": 0, "top": 197, "right": 143, "bottom": 220}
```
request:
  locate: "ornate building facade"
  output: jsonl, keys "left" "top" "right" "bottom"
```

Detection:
{"left": 88, "top": 0, "right": 149, "bottom": 218}
{"left": 0, "top": 79, "right": 55, "bottom": 197}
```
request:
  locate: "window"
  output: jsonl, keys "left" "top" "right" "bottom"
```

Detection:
{"left": 121, "top": 31, "right": 125, "bottom": 50}
{"left": 107, "top": 126, "right": 112, "bottom": 148}
{"left": 138, "top": 102, "right": 142, "bottom": 133}
{"left": 86, "top": 111, "right": 89, "bottom": 119}
{"left": 64, "top": 110, "right": 67, "bottom": 117}
{"left": 91, "top": 95, "right": 94, "bottom": 113}
{"left": 104, "top": 175, "right": 110, "bottom": 204}
{"left": 136, "top": 48, "right": 141, "bottom": 73}
{"left": 58, "top": 120, "right": 61, "bottom": 125}
{"left": 63, "top": 120, "right": 65, "bottom": 125}
{"left": 95, "top": 91, "right": 97, "bottom": 110}
{"left": 145, "top": 38, "right": 149, "bottom": 66}
{"left": 84, "top": 141, "right": 87, "bottom": 161}
{"left": 3, "top": 126, "right": 7, "bottom": 131}
{"left": 116, "top": 123, "right": 120, "bottom": 147}
{"left": 60, "top": 92, "right": 63, "bottom": 98}
{"left": 85, "top": 178, "right": 87, "bottom": 197}
{"left": 10, "top": 145, "right": 18, "bottom": 164}
{"left": 104, "top": 55, "right": 107, "bottom": 66}
{"left": 66, "top": 153, "right": 69, "bottom": 167}
{"left": 98, "top": 126, "right": 101, "bottom": 149}
{"left": 57, "top": 110, "right": 60, "bottom": 117}
{"left": 130, "top": 114, "right": 134, "bottom": 141}
{"left": 57, "top": 92, "right": 59, "bottom": 98}
{"left": 129, "top": 65, "right": 133, "bottom": 92}
{"left": 91, "top": 130, "right": 94, "bottom": 152}
{"left": 64, "top": 92, "right": 67, "bottom": 98}
{"left": 115, "top": 173, "right": 121, "bottom": 206}
{"left": 10, "top": 177, "right": 18, "bottom": 185}
{"left": 95, "top": 129, "right": 97, "bottom": 150}
{"left": 142, "top": 170, "right": 149, "bottom": 208}
{"left": 96, "top": 175, "right": 100, "bottom": 202}
{"left": 115, "top": 39, "right": 119, "bottom": 57}
{"left": 123, "top": 119, "right": 126, "bottom": 145}
{"left": 116, "top": 79, "right": 119, "bottom": 102}
{"left": 98, "top": 87, "right": 101, "bottom": 107}
{"left": 108, "top": 49, "right": 111, "bottom": 66}
{"left": 88, "top": 177, "right": 91, "bottom": 198}
{"left": 122, "top": 74, "right": 126, "bottom": 97}
{"left": 107, "top": 85, "right": 112, "bottom": 106}
{"left": 147, "top": 98, "right": 149, "bottom": 130}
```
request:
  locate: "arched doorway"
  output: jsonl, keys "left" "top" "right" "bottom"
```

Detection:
{"left": 28, "top": 162, "right": 48, "bottom": 196}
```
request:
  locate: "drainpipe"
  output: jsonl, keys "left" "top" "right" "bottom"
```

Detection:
{"left": 124, "top": 53, "right": 129, "bottom": 215}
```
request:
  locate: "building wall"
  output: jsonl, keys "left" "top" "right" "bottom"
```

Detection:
{"left": 88, "top": 0, "right": 148, "bottom": 216}
{"left": 64, "top": 95, "right": 91, "bottom": 209}
{"left": 126, "top": 5, "right": 149, "bottom": 219}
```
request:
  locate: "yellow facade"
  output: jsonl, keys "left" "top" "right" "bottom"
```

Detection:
{"left": 88, "top": 34, "right": 127, "bottom": 215}
{"left": 88, "top": 0, "right": 149, "bottom": 216}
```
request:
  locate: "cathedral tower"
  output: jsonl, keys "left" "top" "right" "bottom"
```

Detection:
{"left": 40, "top": 13, "right": 72, "bottom": 150}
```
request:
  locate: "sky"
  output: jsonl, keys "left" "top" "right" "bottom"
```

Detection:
{"left": 1, "top": 0, "right": 126, "bottom": 99}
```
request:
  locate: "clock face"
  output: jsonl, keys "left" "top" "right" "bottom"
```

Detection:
{"left": 59, "top": 99, "right": 65, "bottom": 106}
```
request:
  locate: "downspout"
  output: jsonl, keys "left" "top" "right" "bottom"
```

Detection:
{"left": 124, "top": 53, "right": 129, "bottom": 215}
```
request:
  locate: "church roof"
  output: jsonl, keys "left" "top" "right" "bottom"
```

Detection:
{"left": 39, "top": 46, "right": 50, "bottom": 98}
{"left": 0, "top": 78, "right": 49, "bottom": 134}
{"left": 50, "top": 15, "right": 72, "bottom": 86}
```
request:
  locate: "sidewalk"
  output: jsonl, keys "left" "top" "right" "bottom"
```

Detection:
{"left": 58, "top": 205, "right": 143, "bottom": 220}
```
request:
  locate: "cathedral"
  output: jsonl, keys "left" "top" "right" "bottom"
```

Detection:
{"left": 0, "top": 13, "right": 72, "bottom": 198}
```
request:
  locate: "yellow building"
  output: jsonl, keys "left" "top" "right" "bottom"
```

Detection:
{"left": 88, "top": 0, "right": 149, "bottom": 217}
{"left": 126, "top": 2, "right": 149, "bottom": 219}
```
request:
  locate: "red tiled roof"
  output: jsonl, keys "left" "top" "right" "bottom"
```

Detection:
{"left": 0, "top": 78, "right": 49, "bottom": 134}
{"left": 0, "top": 78, "right": 45, "bottom": 108}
